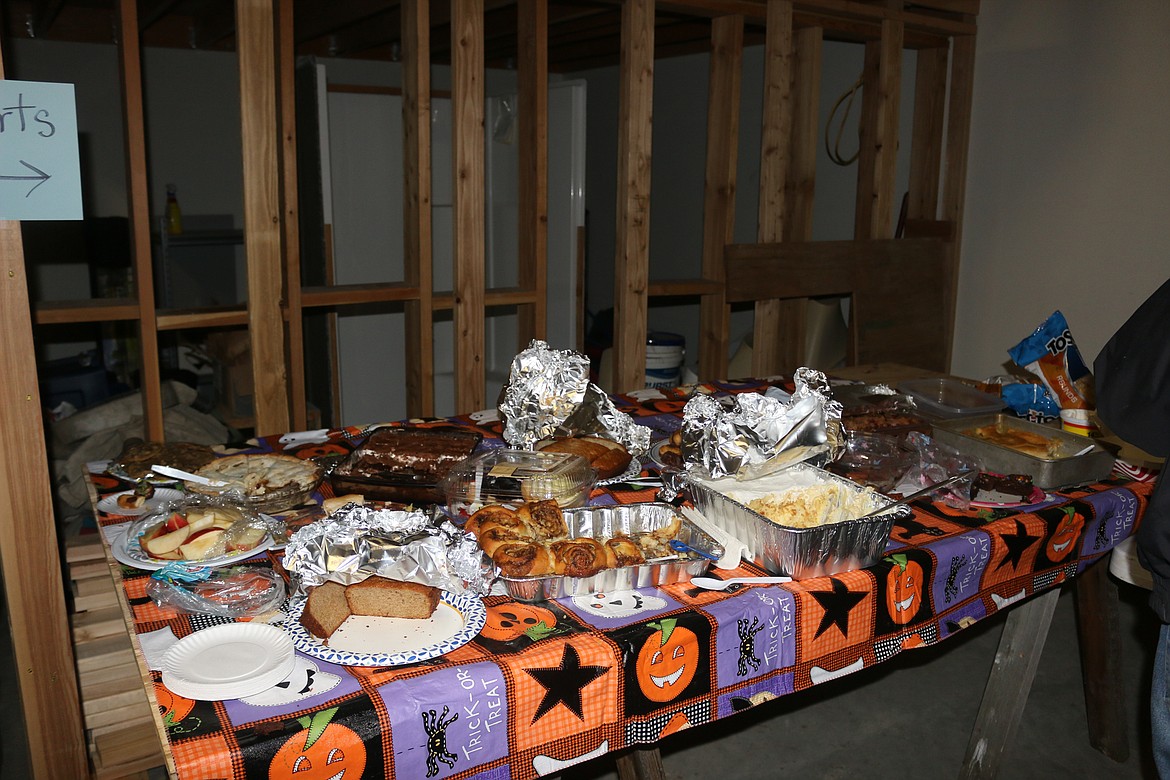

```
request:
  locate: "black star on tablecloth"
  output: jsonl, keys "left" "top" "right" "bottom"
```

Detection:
{"left": 996, "top": 518, "right": 1040, "bottom": 571}
{"left": 524, "top": 643, "right": 609, "bottom": 722}
{"left": 810, "top": 577, "right": 867, "bottom": 639}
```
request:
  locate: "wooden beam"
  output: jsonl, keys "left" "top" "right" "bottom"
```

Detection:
{"left": 237, "top": 0, "right": 291, "bottom": 435}
{"left": 696, "top": 13, "right": 743, "bottom": 381}
{"left": 0, "top": 38, "right": 88, "bottom": 780}
{"left": 907, "top": 44, "right": 948, "bottom": 221}
{"left": 939, "top": 33, "right": 975, "bottom": 372}
{"left": 451, "top": 0, "right": 487, "bottom": 413}
{"left": 516, "top": 0, "right": 549, "bottom": 350}
{"left": 402, "top": 0, "right": 436, "bottom": 418}
{"left": 854, "top": 13, "right": 903, "bottom": 239}
{"left": 118, "top": 0, "right": 165, "bottom": 440}
{"left": 612, "top": 0, "right": 655, "bottom": 394}
{"left": 278, "top": 0, "right": 307, "bottom": 431}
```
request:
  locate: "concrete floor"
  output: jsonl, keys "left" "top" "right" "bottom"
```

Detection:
{"left": 1, "top": 577, "right": 1159, "bottom": 779}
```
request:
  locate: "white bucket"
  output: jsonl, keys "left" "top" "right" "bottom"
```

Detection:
{"left": 645, "top": 332, "right": 684, "bottom": 388}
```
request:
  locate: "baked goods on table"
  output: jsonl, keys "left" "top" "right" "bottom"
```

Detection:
{"left": 187, "top": 453, "right": 323, "bottom": 512}
{"left": 535, "top": 436, "right": 632, "bottom": 480}
{"left": 970, "top": 472, "right": 1036, "bottom": 502}
{"left": 299, "top": 576, "right": 442, "bottom": 640}
{"left": 964, "top": 422, "right": 1062, "bottom": 459}
{"left": 746, "top": 483, "right": 881, "bottom": 529}
{"left": 113, "top": 439, "right": 217, "bottom": 480}
{"left": 442, "top": 449, "right": 597, "bottom": 512}
{"left": 465, "top": 500, "right": 684, "bottom": 578}
{"left": 657, "top": 430, "right": 684, "bottom": 469}
{"left": 330, "top": 427, "right": 482, "bottom": 503}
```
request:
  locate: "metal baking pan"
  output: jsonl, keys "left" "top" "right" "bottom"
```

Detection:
{"left": 932, "top": 414, "right": 1114, "bottom": 490}
{"left": 499, "top": 503, "right": 720, "bottom": 601}
{"left": 687, "top": 463, "right": 910, "bottom": 579}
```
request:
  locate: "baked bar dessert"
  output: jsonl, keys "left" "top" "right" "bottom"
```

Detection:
{"left": 964, "top": 422, "right": 1063, "bottom": 459}
{"left": 331, "top": 427, "right": 482, "bottom": 503}
{"left": 970, "top": 472, "right": 1035, "bottom": 503}
{"left": 536, "top": 436, "right": 633, "bottom": 480}
{"left": 299, "top": 581, "right": 351, "bottom": 639}
{"left": 113, "top": 440, "right": 217, "bottom": 480}
{"left": 345, "top": 576, "right": 441, "bottom": 620}
{"left": 299, "top": 577, "right": 442, "bottom": 641}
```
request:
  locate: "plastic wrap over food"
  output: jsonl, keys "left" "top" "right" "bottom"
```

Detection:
{"left": 282, "top": 503, "right": 493, "bottom": 597}
{"left": 499, "top": 340, "right": 651, "bottom": 456}
{"left": 681, "top": 368, "right": 842, "bottom": 480}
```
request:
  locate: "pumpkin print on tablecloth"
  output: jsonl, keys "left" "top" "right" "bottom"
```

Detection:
{"left": 269, "top": 706, "right": 366, "bottom": 780}
{"left": 482, "top": 602, "right": 560, "bottom": 643}
{"left": 635, "top": 618, "right": 700, "bottom": 703}
{"left": 155, "top": 682, "right": 196, "bottom": 730}
{"left": 885, "top": 553, "right": 925, "bottom": 625}
{"left": 1044, "top": 506, "right": 1086, "bottom": 563}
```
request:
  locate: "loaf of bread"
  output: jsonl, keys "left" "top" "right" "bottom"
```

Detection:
{"left": 298, "top": 576, "right": 441, "bottom": 640}
{"left": 346, "top": 576, "right": 440, "bottom": 620}
{"left": 536, "top": 436, "right": 632, "bottom": 479}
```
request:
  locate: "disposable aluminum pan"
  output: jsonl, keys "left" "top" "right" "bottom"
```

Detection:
{"left": 687, "top": 463, "right": 910, "bottom": 579}
{"left": 500, "top": 503, "right": 720, "bottom": 601}
{"left": 931, "top": 414, "right": 1115, "bottom": 490}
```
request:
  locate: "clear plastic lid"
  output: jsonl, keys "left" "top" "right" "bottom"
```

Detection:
{"left": 896, "top": 378, "right": 1003, "bottom": 418}
{"left": 440, "top": 448, "right": 596, "bottom": 515}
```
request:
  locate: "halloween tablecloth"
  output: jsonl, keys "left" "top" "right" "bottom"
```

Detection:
{"left": 85, "top": 378, "right": 1153, "bottom": 780}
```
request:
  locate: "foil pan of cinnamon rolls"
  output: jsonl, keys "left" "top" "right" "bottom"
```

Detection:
{"left": 464, "top": 500, "right": 721, "bottom": 601}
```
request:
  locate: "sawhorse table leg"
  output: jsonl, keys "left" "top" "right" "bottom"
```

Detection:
{"left": 1073, "top": 558, "right": 1129, "bottom": 760}
{"left": 615, "top": 745, "right": 667, "bottom": 780}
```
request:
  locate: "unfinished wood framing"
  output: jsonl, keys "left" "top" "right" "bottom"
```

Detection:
{"left": 516, "top": 0, "right": 550, "bottom": 349}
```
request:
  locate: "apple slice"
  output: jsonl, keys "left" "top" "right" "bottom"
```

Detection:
{"left": 179, "top": 528, "right": 225, "bottom": 560}
{"left": 142, "top": 524, "right": 191, "bottom": 557}
{"left": 163, "top": 512, "right": 189, "bottom": 533}
{"left": 186, "top": 511, "right": 217, "bottom": 532}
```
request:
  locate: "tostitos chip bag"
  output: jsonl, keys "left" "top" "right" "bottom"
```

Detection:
{"left": 1008, "top": 311, "right": 1094, "bottom": 410}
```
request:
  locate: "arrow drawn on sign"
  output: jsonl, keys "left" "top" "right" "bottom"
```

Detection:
{"left": 1, "top": 160, "right": 52, "bottom": 197}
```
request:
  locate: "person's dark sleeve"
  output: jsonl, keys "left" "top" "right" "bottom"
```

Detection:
{"left": 1094, "top": 278, "right": 1170, "bottom": 457}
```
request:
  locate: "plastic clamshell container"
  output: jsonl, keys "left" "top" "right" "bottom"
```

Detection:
{"left": 896, "top": 378, "right": 1003, "bottom": 419}
{"left": 931, "top": 414, "right": 1115, "bottom": 490}
{"left": 499, "top": 503, "right": 719, "bottom": 601}
{"left": 330, "top": 427, "right": 483, "bottom": 504}
{"left": 441, "top": 448, "right": 596, "bottom": 518}
{"left": 687, "top": 463, "right": 911, "bottom": 579}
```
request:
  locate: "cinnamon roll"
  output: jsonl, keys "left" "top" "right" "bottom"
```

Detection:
{"left": 519, "top": 499, "right": 570, "bottom": 541}
{"left": 465, "top": 504, "right": 524, "bottom": 537}
{"left": 491, "top": 541, "right": 556, "bottom": 577}
{"left": 550, "top": 537, "right": 610, "bottom": 578}
{"left": 605, "top": 535, "right": 646, "bottom": 567}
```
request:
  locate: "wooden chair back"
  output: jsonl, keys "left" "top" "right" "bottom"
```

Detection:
{"left": 721, "top": 238, "right": 952, "bottom": 377}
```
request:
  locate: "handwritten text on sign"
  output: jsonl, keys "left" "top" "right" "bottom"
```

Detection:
{"left": 0, "top": 80, "right": 82, "bottom": 221}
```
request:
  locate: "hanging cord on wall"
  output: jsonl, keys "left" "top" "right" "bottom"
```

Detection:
{"left": 824, "top": 77, "right": 863, "bottom": 166}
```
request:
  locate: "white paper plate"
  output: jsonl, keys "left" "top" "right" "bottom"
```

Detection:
{"left": 597, "top": 457, "right": 644, "bottom": 485}
{"left": 96, "top": 488, "right": 185, "bottom": 517}
{"left": 161, "top": 623, "right": 296, "bottom": 700}
{"left": 283, "top": 591, "right": 486, "bottom": 667}
{"left": 108, "top": 524, "right": 273, "bottom": 571}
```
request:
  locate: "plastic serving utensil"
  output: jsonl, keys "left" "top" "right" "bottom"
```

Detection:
{"left": 151, "top": 464, "right": 227, "bottom": 487}
{"left": 856, "top": 472, "right": 968, "bottom": 521}
{"left": 689, "top": 575, "right": 793, "bottom": 591}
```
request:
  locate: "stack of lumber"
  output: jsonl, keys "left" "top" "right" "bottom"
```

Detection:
{"left": 66, "top": 532, "right": 165, "bottom": 779}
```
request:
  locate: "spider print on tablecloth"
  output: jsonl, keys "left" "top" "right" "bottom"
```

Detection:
{"left": 944, "top": 554, "right": 969, "bottom": 605}
{"left": 737, "top": 617, "right": 763, "bottom": 676}
{"left": 422, "top": 706, "right": 459, "bottom": 777}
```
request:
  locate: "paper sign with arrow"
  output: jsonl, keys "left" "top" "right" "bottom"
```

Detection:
{"left": 0, "top": 80, "right": 83, "bottom": 220}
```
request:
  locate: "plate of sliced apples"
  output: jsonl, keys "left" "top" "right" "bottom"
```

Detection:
{"left": 113, "top": 500, "right": 273, "bottom": 570}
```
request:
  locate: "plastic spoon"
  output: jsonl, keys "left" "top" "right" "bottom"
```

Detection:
{"left": 689, "top": 575, "right": 793, "bottom": 591}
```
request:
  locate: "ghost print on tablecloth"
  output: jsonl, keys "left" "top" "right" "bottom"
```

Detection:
{"left": 563, "top": 588, "right": 679, "bottom": 629}
{"left": 222, "top": 655, "right": 349, "bottom": 724}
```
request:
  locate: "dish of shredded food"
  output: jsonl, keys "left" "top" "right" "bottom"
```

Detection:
{"left": 746, "top": 483, "right": 880, "bottom": 529}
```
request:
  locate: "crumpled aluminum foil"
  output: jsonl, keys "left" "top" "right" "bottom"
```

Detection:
{"left": 500, "top": 340, "right": 651, "bottom": 456}
{"left": 282, "top": 503, "right": 493, "bottom": 598}
{"left": 680, "top": 368, "right": 842, "bottom": 480}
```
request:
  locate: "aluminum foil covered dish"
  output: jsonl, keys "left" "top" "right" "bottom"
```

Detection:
{"left": 282, "top": 503, "right": 493, "bottom": 597}
{"left": 499, "top": 339, "right": 651, "bottom": 456}
{"left": 678, "top": 367, "right": 843, "bottom": 480}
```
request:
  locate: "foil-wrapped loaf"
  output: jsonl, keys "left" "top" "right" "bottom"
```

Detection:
{"left": 680, "top": 368, "right": 843, "bottom": 480}
{"left": 499, "top": 340, "right": 651, "bottom": 456}
{"left": 282, "top": 504, "right": 493, "bottom": 598}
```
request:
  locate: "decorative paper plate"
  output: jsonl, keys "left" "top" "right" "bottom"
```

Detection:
{"left": 648, "top": 440, "right": 684, "bottom": 471}
{"left": 107, "top": 524, "right": 273, "bottom": 571}
{"left": 969, "top": 486, "right": 1050, "bottom": 509}
{"left": 597, "top": 457, "right": 644, "bottom": 486}
{"left": 96, "top": 488, "right": 185, "bottom": 517}
{"left": 161, "top": 623, "right": 296, "bottom": 700}
{"left": 283, "top": 591, "right": 486, "bottom": 667}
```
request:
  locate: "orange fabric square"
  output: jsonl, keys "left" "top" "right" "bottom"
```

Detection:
{"left": 171, "top": 733, "right": 238, "bottom": 779}
{"left": 789, "top": 569, "right": 876, "bottom": 661}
